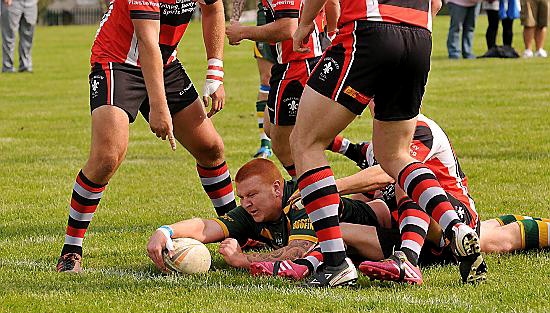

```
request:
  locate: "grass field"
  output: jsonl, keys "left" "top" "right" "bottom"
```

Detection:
{"left": 1, "top": 15, "right": 550, "bottom": 313}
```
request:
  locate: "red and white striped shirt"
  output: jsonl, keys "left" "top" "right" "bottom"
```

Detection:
{"left": 91, "top": 0, "right": 196, "bottom": 66}
{"left": 338, "top": 0, "right": 433, "bottom": 31}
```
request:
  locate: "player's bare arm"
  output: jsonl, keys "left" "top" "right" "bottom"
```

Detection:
{"left": 226, "top": 18, "right": 298, "bottom": 46}
{"left": 292, "top": 0, "right": 327, "bottom": 52}
{"left": 200, "top": 0, "right": 226, "bottom": 117}
{"left": 132, "top": 19, "right": 176, "bottom": 149}
{"left": 219, "top": 238, "right": 314, "bottom": 269}
{"left": 230, "top": 0, "right": 247, "bottom": 22}
{"left": 324, "top": 0, "right": 340, "bottom": 34}
{"left": 147, "top": 218, "right": 225, "bottom": 271}
{"left": 335, "top": 165, "right": 395, "bottom": 196}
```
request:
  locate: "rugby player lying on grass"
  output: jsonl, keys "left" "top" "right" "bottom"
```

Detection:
{"left": 147, "top": 158, "right": 388, "bottom": 272}
{"left": 147, "top": 158, "right": 550, "bottom": 278}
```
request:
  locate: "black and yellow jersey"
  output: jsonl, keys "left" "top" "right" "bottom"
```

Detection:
{"left": 212, "top": 181, "right": 317, "bottom": 249}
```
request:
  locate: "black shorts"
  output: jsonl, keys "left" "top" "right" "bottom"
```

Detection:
{"left": 89, "top": 59, "right": 199, "bottom": 123}
{"left": 307, "top": 21, "right": 432, "bottom": 121}
{"left": 267, "top": 57, "right": 319, "bottom": 126}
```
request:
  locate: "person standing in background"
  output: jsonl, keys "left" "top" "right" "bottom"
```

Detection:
{"left": 481, "top": 0, "right": 520, "bottom": 57}
{"left": 1, "top": 0, "right": 37, "bottom": 72}
{"left": 446, "top": 0, "right": 482, "bottom": 59}
{"left": 520, "top": 0, "right": 548, "bottom": 57}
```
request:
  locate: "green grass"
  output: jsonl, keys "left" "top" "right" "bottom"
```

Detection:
{"left": 1, "top": 16, "right": 550, "bottom": 312}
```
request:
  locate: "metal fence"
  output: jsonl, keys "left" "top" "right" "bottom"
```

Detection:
{"left": 42, "top": 7, "right": 103, "bottom": 25}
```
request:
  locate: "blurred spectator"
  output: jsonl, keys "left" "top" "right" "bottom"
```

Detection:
{"left": 1, "top": 0, "right": 37, "bottom": 72}
{"left": 446, "top": 0, "right": 482, "bottom": 59}
{"left": 520, "top": 0, "right": 548, "bottom": 57}
{"left": 480, "top": 0, "right": 520, "bottom": 57}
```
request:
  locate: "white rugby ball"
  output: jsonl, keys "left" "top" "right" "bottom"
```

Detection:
{"left": 163, "top": 238, "right": 211, "bottom": 274}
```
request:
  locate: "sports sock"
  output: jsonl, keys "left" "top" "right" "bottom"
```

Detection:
{"left": 327, "top": 135, "right": 351, "bottom": 154}
{"left": 256, "top": 100, "right": 271, "bottom": 147}
{"left": 61, "top": 170, "right": 106, "bottom": 257}
{"left": 294, "top": 245, "right": 323, "bottom": 273}
{"left": 283, "top": 164, "right": 297, "bottom": 181}
{"left": 398, "top": 162, "right": 463, "bottom": 239}
{"left": 197, "top": 161, "right": 236, "bottom": 216}
{"left": 326, "top": 136, "right": 370, "bottom": 168}
{"left": 514, "top": 219, "right": 550, "bottom": 249}
{"left": 398, "top": 197, "right": 430, "bottom": 266}
{"left": 298, "top": 166, "right": 346, "bottom": 266}
{"left": 496, "top": 214, "right": 550, "bottom": 225}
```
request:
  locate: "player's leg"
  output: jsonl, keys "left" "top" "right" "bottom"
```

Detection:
{"left": 290, "top": 86, "right": 357, "bottom": 286}
{"left": 57, "top": 64, "right": 138, "bottom": 273}
{"left": 270, "top": 125, "right": 295, "bottom": 179}
{"left": 158, "top": 61, "right": 235, "bottom": 217}
{"left": 171, "top": 99, "right": 236, "bottom": 216}
{"left": 254, "top": 57, "right": 274, "bottom": 158}
{"left": 481, "top": 215, "right": 550, "bottom": 253}
{"left": 267, "top": 60, "right": 312, "bottom": 181}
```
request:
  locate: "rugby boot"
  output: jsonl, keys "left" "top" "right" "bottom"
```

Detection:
{"left": 359, "top": 250, "right": 423, "bottom": 285}
{"left": 304, "top": 257, "right": 358, "bottom": 287}
{"left": 449, "top": 223, "right": 487, "bottom": 283}
{"left": 56, "top": 253, "right": 82, "bottom": 273}
{"left": 250, "top": 260, "right": 310, "bottom": 280}
{"left": 253, "top": 146, "right": 272, "bottom": 159}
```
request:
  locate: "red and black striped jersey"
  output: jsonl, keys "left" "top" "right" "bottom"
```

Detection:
{"left": 338, "top": 0, "right": 433, "bottom": 31}
{"left": 261, "top": 0, "right": 326, "bottom": 64}
{"left": 91, "top": 0, "right": 196, "bottom": 66}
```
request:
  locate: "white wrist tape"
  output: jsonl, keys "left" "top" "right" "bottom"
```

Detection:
{"left": 157, "top": 225, "right": 174, "bottom": 251}
{"left": 203, "top": 58, "right": 224, "bottom": 97}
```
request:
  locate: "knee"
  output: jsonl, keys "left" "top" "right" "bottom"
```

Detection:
{"left": 195, "top": 136, "right": 225, "bottom": 165}
{"left": 87, "top": 152, "right": 125, "bottom": 180}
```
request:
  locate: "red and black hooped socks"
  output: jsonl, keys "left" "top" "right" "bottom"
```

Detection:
{"left": 61, "top": 170, "right": 106, "bottom": 257}
{"left": 197, "top": 161, "right": 236, "bottom": 216}
{"left": 398, "top": 162, "right": 462, "bottom": 239}
{"left": 397, "top": 197, "right": 431, "bottom": 266}
{"left": 298, "top": 166, "right": 346, "bottom": 266}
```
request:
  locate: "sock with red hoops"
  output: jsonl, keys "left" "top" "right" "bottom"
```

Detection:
{"left": 327, "top": 136, "right": 370, "bottom": 169}
{"left": 398, "top": 162, "right": 463, "bottom": 239}
{"left": 197, "top": 161, "right": 236, "bottom": 216}
{"left": 293, "top": 245, "right": 323, "bottom": 273}
{"left": 298, "top": 166, "right": 346, "bottom": 267}
{"left": 397, "top": 197, "right": 431, "bottom": 266}
{"left": 283, "top": 164, "right": 297, "bottom": 181}
{"left": 61, "top": 170, "right": 106, "bottom": 257}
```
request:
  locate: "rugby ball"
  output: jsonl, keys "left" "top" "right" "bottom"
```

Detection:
{"left": 163, "top": 238, "right": 211, "bottom": 274}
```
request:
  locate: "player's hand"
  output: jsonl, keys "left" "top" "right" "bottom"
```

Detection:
{"left": 225, "top": 21, "right": 243, "bottom": 45}
{"left": 203, "top": 84, "right": 225, "bottom": 118}
{"left": 3, "top": 0, "right": 12, "bottom": 5}
{"left": 219, "top": 238, "right": 246, "bottom": 267}
{"left": 149, "top": 107, "right": 177, "bottom": 151}
{"left": 293, "top": 22, "right": 314, "bottom": 53}
{"left": 147, "top": 230, "right": 173, "bottom": 272}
